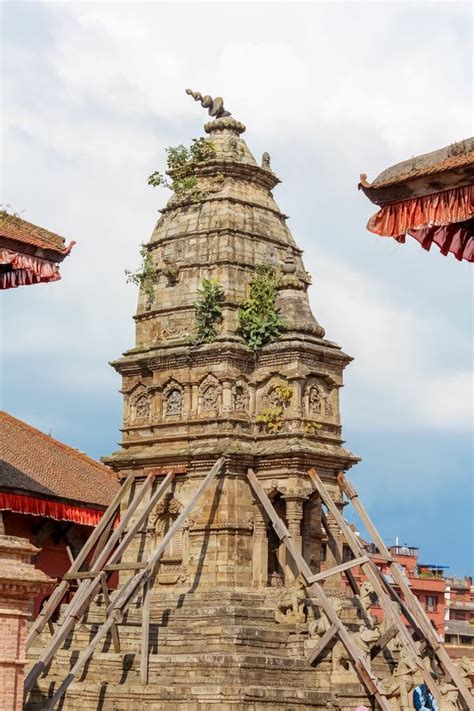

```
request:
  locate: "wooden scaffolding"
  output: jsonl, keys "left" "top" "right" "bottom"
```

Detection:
{"left": 25, "top": 460, "right": 474, "bottom": 711}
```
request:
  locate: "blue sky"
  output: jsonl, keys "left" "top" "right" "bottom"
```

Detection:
{"left": 1, "top": 1, "right": 472, "bottom": 574}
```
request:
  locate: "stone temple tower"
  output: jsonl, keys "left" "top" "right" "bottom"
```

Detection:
{"left": 27, "top": 96, "right": 471, "bottom": 711}
{"left": 106, "top": 98, "right": 358, "bottom": 593}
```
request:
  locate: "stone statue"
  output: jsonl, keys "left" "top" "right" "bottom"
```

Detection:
{"left": 261, "top": 152, "right": 271, "bottom": 169}
{"left": 439, "top": 682, "right": 461, "bottom": 711}
{"left": 381, "top": 678, "right": 402, "bottom": 711}
{"left": 393, "top": 648, "right": 420, "bottom": 709}
{"left": 185, "top": 89, "right": 231, "bottom": 118}
{"left": 274, "top": 575, "right": 307, "bottom": 624}
{"left": 357, "top": 581, "right": 377, "bottom": 624}
{"left": 455, "top": 655, "right": 473, "bottom": 690}
{"left": 332, "top": 622, "right": 381, "bottom": 673}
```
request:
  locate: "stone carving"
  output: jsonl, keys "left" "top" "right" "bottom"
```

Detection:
{"left": 131, "top": 388, "right": 151, "bottom": 421}
{"left": 232, "top": 379, "right": 249, "bottom": 413}
{"left": 262, "top": 152, "right": 271, "bottom": 169}
{"left": 381, "top": 678, "right": 402, "bottom": 711}
{"left": 274, "top": 575, "right": 307, "bottom": 624}
{"left": 160, "top": 318, "right": 188, "bottom": 342}
{"left": 163, "top": 380, "right": 183, "bottom": 417}
{"left": 393, "top": 648, "right": 419, "bottom": 709}
{"left": 199, "top": 375, "right": 221, "bottom": 412}
{"left": 357, "top": 581, "right": 378, "bottom": 625}
{"left": 149, "top": 493, "right": 184, "bottom": 570}
{"left": 306, "top": 380, "right": 335, "bottom": 418}
{"left": 455, "top": 656, "right": 473, "bottom": 689}
{"left": 174, "top": 241, "right": 184, "bottom": 260}
{"left": 439, "top": 682, "right": 462, "bottom": 711}
{"left": 308, "top": 385, "right": 323, "bottom": 414}
{"left": 186, "top": 88, "right": 231, "bottom": 118}
{"left": 158, "top": 257, "right": 179, "bottom": 285}
{"left": 332, "top": 623, "right": 381, "bottom": 673}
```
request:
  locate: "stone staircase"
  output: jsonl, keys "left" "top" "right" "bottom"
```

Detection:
{"left": 25, "top": 589, "right": 375, "bottom": 710}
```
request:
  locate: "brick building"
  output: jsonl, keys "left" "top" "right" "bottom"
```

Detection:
{"left": 0, "top": 411, "right": 118, "bottom": 615}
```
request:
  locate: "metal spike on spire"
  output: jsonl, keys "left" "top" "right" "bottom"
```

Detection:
{"left": 185, "top": 89, "right": 231, "bottom": 118}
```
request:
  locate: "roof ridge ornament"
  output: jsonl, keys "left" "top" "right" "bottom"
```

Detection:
{"left": 186, "top": 88, "right": 231, "bottom": 118}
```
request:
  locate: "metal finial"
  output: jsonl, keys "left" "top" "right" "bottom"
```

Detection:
{"left": 185, "top": 89, "right": 231, "bottom": 118}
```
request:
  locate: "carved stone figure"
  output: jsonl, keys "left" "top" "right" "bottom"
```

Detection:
{"left": 332, "top": 623, "right": 381, "bottom": 673}
{"left": 166, "top": 388, "right": 182, "bottom": 416}
{"left": 308, "top": 385, "right": 322, "bottom": 414}
{"left": 134, "top": 393, "right": 150, "bottom": 420}
{"left": 393, "top": 648, "right": 419, "bottom": 709}
{"left": 232, "top": 379, "right": 249, "bottom": 412}
{"left": 158, "top": 257, "right": 179, "bottom": 285}
{"left": 357, "top": 581, "right": 377, "bottom": 625}
{"left": 202, "top": 384, "right": 218, "bottom": 410}
{"left": 381, "top": 678, "right": 402, "bottom": 711}
{"left": 274, "top": 575, "right": 307, "bottom": 624}
{"left": 304, "top": 598, "right": 342, "bottom": 656}
{"left": 262, "top": 152, "right": 271, "bottom": 169}
{"left": 455, "top": 655, "right": 473, "bottom": 689}
{"left": 439, "top": 682, "right": 461, "bottom": 711}
{"left": 185, "top": 88, "right": 231, "bottom": 118}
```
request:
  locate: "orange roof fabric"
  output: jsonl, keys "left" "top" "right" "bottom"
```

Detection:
{"left": 0, "top": 411, "right": 118, "bottom": 509}
{"left": 0, "top": 212, "right": 74, "bottom": 255}
{"left": 367, "top": 185, "right": 474, "bottom": 236}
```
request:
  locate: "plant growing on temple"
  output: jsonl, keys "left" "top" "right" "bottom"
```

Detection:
{"left": 256, "top": 407, "right": 284, "bottom": 433}
{"left": 147, "top": 138, "right": 219, "bottom": 203}
{"left": 190, "top": 278, "right": 224, "bottom": 344}
{"left": 125, "top": 243, "right": 157, "bottom": 301}
{"left": 238, "top": 265, "right": 282, "bottom": 351}
{"left": 304, "top": 421, "right": 322, "bottom": 435}
{"left": 256, "top": 383, "right": 292, "bottom": 433}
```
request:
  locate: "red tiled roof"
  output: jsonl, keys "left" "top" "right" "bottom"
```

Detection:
{"left": 364, "top": 137, "right": 474, "bottom": 190}
{"left": 0, "top": 411, "right": 118, "bottom": 508}
{"left": 0, "top": 212, "right": 72, "bottom": 255}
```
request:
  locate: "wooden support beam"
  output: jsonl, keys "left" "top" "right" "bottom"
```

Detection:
{"left": 99, "top": 572, "right": 120, "bottom": 654}
{"left": 306, "top": 622, "right": 338, "bottom": 664}
{"left": 25, "top": 471, "right": 172, "bottom": 694}
{"left": 307, "top": 556, "right": 369, "bottom": 583}
{"left": 63, "top": 562, "right": 147, "bottom": 580}
{"left": 309, "top": 469, "right": 445, "bottom": 705}
{"left": 140, "top": 579, "right": 151, "bottom": 685}
{"left": 26, "top": 473, "right": 135, "bottom": 649}
{"left": 336, "top": 471, "right": 474, "bottom": 711}
{"left": 370, "top": 624, "right": 398, "bottom": 659}
{"left": 37, "top": 457, "right": 225, "bottom": 709}
{"left": 321, "top": 511, "right": 359, "bottom": 596}
{"left": 246, "top": 469, "right": 392, "bottom": 711}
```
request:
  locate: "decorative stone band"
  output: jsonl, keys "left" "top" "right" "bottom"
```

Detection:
{"left": 188, "top": 522, "right": 253, "bottom": 534}
{"left": 0, "top": 492, "right": 106, "bottom": 527}
{"left": 0, "top": 248, "right": 61, "bottom": 289}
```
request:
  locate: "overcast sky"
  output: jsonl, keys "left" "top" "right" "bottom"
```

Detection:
{"left": 1, "top": 1, "right": 472, "bottom": 574}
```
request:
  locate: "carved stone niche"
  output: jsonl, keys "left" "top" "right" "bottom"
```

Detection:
{"left": 198, "top": 374, "right": 222, "bottom": 414}
{"left": 162, "top": 379, "right": 183, "bottom": 418}
{"left": 148, "top": 492, "right": 186, "bottom": 585}
{"left": 232, "top": 378, "right": 249, "bottom": 414}
{"left": 304, "top": 378, "right": 335, "bottom": 419}
{"left": 130, "top": 385, "right": 151, "bottom": 423}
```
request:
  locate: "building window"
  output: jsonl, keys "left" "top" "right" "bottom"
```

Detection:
{"left": 426, "top": 595, "right": 438, "bottom": 611}
{"left": 454, "top": 611, "right": 467, "bottom": 621}
{"left": 460, "top": 636, "right": 473, "bottom": 645}
{"left": 343, "top": 544, "right": 354, "bottom": 562}
{"left": 320, "top": 544, "right": 327, "bottom": 562}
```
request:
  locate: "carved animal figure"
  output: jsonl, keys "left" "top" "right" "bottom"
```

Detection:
{"left": 332, "top": 623, "right": 381, "bottom": 673}
{"left": 185, "top": 89, "right": 231, "bottom": 118}
{"left": 275, "top": 575, "right": 307, "bottom": 624}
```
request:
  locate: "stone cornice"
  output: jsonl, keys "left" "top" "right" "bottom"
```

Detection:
{"left": 148, "top": 227, "right": 302, "bottom": 255}
{"left": 160, "top": 194, "right": 288, "bottom": 221}
{"left": 193, "top": 159, "right": 280, "bottom": 191}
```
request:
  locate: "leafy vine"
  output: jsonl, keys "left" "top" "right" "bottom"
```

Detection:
{"left": 148, "top": 138, "right": 222, "bottom": 203}
{"left": 125, "top": 243, "right": 156, "bottom": 301}
{"left": 189, "top": 278, "right": 224, "bottom": 345}
{"left": 238, "top": 265, "right": 282, "bottom": 351}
